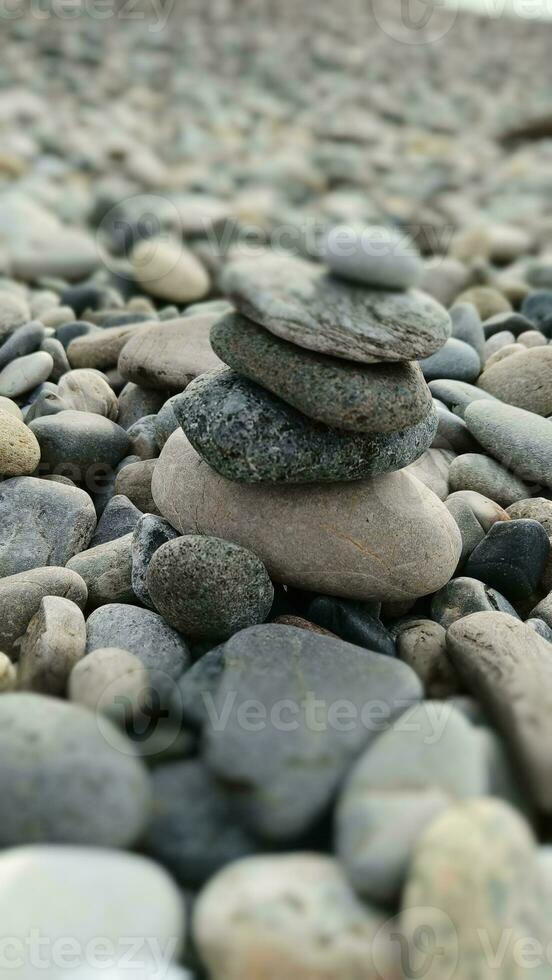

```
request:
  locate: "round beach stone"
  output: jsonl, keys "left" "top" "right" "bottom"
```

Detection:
{"left": 464, "top": 401, "right": 552, "bottom": 489}
{"left": 483, "top": 329, "right": 516, "bottom": 362}
{"left": 450, "top": 303, "right": 485, "bottom": 358}
{"left": 518, "top": 329, "right": 548, "bottom": 348}
{"left": 521, "top": 289, "right": 552, "bottom": 333}
{"left": 447, "top": 612, "right": 552, "bottom": 811}
{"left": 67, "top": 321, "right": 151, "bottom": 371}
{"left": 147, "top": 535, "right": 274, "bottom": 639}
{"left": 194, "top": 854, "right": 390, "bottom": 980}
{"left": 69, "top": 647, "right": 149, "bottom": 724}
{"left": 0, "top": 693, "right": 151, "bottom": 846}
{"left": 404, "top": 447, "right": 454, "bottom": 500}
{"left": 484, "top": 342, "right": 524, "bottom": 368}
{"left": 131, "top": 513, "right": 180, "bottom": 609}
{"left": 464, "top": 519, "right": 549, "bottom": 601}
{"left": 30, "top": 410, "right": 130, "bottom": 476}
{"left": 304, "top": 595, "right": 394, "bottom": 656}
{"left": 396, "top": 620, "right": 461, "bottom": 698}
{"left": 455, "top": 285, "right": 511, "bottom": 319}
{"left": 90, "top": 493, "right": 142, "bottom": 547}
{"left": 0, "top": 846, "right": 184, "bottom": 979}
{"left": 40, "top": 336, "right": 71, "bottom": 381}
{"left": 57, "top": 368, "right": 118, "bottom": 419}
{"left": 431, "top": 576, "right": 518, "bottom": 629}
{"left": 115, "top": 457, "right": 158, "bottom": 512}
{"left": 0, "top": 320, "right": 46, "bottom": 370}
{"left": 152, "top": 430, "right": 461, "bottom": 602}
{"left": 132, "top": 238, "right": 210, "bottom": 303}
{"left": 118, "top": 314, "right": 224, "bottom": 392}
{"left": 448, "top": 452, "right": 531, "bottom": 507}
{"left": 336, "top": 703, "right": 488, "bottom": 904}
{"left": 321, "top": 224, "right": 423, "bottom": 289}
{"left": 18, "top": 596, "right": 86, "bottom": 696}
{"left": 0, "top": 350, "right": 53, "bottom": 398}
{"left": 420, "top": 338, "right": 481, "bottom": 383}
{"left": 428, "top": 378, "right": 498, "bottom": 418}
{"left": 401, "top": 800, "right": 541, "bottom": 980}
{"left": 0, "top": 411, "right": 40, "bottom": 476}
{"left": 478, "top": 347, "right": 552, "bottom": 416}
{"left": 0, "top": 477, "right": 96, "bottom": 578}
{"left": 0, "top": 395, "right": 22, "bottom": 418}
{"left": 0, "top": 567, "right": 87, "bottom": 661}
{"left": 222, "top": 253, "right": 451, "bottom": 364}
{"left": 174, "top": 369, "right": 437, "bottom": 483}
{"left": 210, "top": 312, "right": 432, "bottom": 433}
{"left": 117, "top": 381, "right": 166, "bottom": 429}
{"left": 66, "top": 533, "right": 135, "bottom": 607}
{"left": 145, "top": 760, "right": 259, "bottom": 889}
{"left": 506, "top": 497, "right": 552, "bottom": 534}
{"left": 445, "top": 489, "right": 510, "bottom": 566}
{"left": 0, "top": 291, "right": 30, "bottom": 340}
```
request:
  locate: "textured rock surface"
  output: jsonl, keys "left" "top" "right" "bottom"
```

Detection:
{"left": 118, "top": 314, "right": 224, "bottom": 391}
{"left": 0, "top": 411, "right": 41, "bottom": 477}
{"left": 18, "top": 596, "right": 86, "bottom": 695}
{"left": 0, "top": 567, "right": 87, "bottom": 660}
{"left": 66, "top": 533, "right": 134, "bottom": 607}
{"left": 465, "top": 401, "right": 552, "bottom": 489}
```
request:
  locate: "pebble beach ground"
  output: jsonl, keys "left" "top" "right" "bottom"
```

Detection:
{"left": 2, "top": 1, "right": 552, "bottom": 977}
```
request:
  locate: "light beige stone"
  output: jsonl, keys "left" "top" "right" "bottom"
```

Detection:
{"left": 0, "top": 412, "right": 40, "bottom": 476}
{"left": 0, "top": 567, "right": 87, "bottom": 660}
{"left": 67, "top": 321, "right": 154, "bottom": 370}
{"left": 69, "top": 647, "right": 149, "bottom": 724}
{"left": 132, "top": 238, "right": 210, "bottom": 303}
{"left": 118, "top": 314, "right": 224, "bottom": 391}
{"left": 152, "top": 430, "right": 461, "bottom": 602}
{"left": 404, "top": 448, "right": 455, "bottom": 500}
{"left": 478, "top": 347, "right": 552, "bottom": 416}
{"left": 115, "top": 458, "right": 158, "bottom": 513}
{"left": 58, "top": 368, "right": 119, "bottom": 419}
{"left": 484, "top": 342, "right": 524, "bottom": 368}
{"left": 0, "top": 652, "right": 16, "bottom": 691}
{"left": 18, "top": 596, "right": 86, "bottom": 695}
{"left": 0, "top": 396, "right": 22, "bottom": 419}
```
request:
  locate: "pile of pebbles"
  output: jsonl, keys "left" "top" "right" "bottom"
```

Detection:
{"left": 2, "top": 1, "right": 552, "bottom": 978}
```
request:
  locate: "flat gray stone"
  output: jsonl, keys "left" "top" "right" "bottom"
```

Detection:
{"left": 117, "top": 382, "right": 166, "bottom": 430}
{"left": 464, "top": 401, "right": 552, "bottom": 489}
{"left": 30, "top": 411, "right": 130, "bottom": 477}
{"left": 222, "top": 253, "right": 451, "bottom": 364}
{"left": 118, "top": 314, "right": 224, "bottom": 391}
{"left": 0, "top": 321, "right": 46, "bottom": 370}
{"left": 66, "top": 534, "right": 135, "bottom": 607}
{"left": 448, "top": 452, "right": 531, "bottom": 507}
{"left": 420, "top": 338, "right": 481, "bottom": 383}
{"left": 321, "top": 224, "right": 423, "bottom": 290}
{"left": 428, "top": 379, "right": 498, "bottom": 418}
{"left": 0, "top": 351, "right": 53, "bottom": 398}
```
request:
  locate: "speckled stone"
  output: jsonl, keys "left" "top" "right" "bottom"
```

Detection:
{"left": 175, "top": 369, "right": 437, "bottom": 483}
{"left": 321, "top": 224, "right": 423, "bottom": 290}
{"left": 431, "top": 576, "right": 519, "bottom": 629}
{"left": 478, "top": 347, "right": 552, "bottom": 416}
{"left": 153, "top": 429, "right": 462, "bottom": 602}
{"left": 223, "top": 253, "right": 451, "bottom": 364}
{"left": 0, "top": 567, "right": 87, "bottom": 660}
{"left": 464, "top": 401, "right": 552, "bottom": 489}
{"left": 0, "top": 412, "right": 40, "bottom": 477}
{"left": 448, "top": 453, "right": 531, "bottom": 507}
{"left": 401, "top": 800, "right": 542, "bottom": 980}
{"left": 336, "top": 703, "right": 488, "bottom": 903}
{"left": 118, "top": 314, "right": 224, "bottom": 391}
{"left": 210, "top": 312, "right": 432, "bottom": 433}
{"left": 506, "top": 497, "right": 552, "bottom": 534}
{"left": 194, "top": 854, "right": 391, "bottom": 980}
{"left": 447, "top": 613, "right": 552, "bottom": 811}
{"left": 420, "top": 338, "right": 481, "bottom": 383}
{"left": 0, "top": 477, "right": 96, "bottom": 577}
{"left": 147, "top": 535, "right": 274, "bottom": 639}
{"left": 0, "top": 395, "right": 22, "bottom": 419}
{"left": 18, "top": 596, "right": 86, "bottom": 695}
{"left": 0, "top": 693, "right": 151, "bottom": 846}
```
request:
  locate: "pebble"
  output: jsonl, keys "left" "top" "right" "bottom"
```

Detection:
{"left": 421, "top": 256, "right": 469, "bottom": 307}
{"left": 69, "top": 646, "right": 149, "bottom": 724}
{"left": 478, "top": 347, "right": 552, "bottom": 416}
{"left": 67, "top": 321, "right": 151, "bottom": 371}
{"left": 132, "top": 238, "right": 210, "bottom": 303}
{"left": 145, "top": 760, "right": 258, "bottom": 888}
{"left": 464, "top": 400, "right": 552, "bottom": 489}
{"left": 0, "top": 846, "right": 184, "bottom": 978}
{"left": 445, "top": 489, "right": 510, "bottom": 566}
{"left": 0, "top": 395, "right": 22, "bottom": 418}
{"left": 0, "top": 651, "right": 16, "bottom": 691}
{"left": 85, "top": 602, "right": 191, "bottom": 705}
{"left": 396, "top": 620, "right": 461, "bottom": 698}
{"left": 483, "top": 328, "right": 516, "bottom": 362}
{"left": 336, "top": 703, "right": 488, "bottom": 903}
{"left": 117, "top": 381, "right": 166, "bottom": 429}
{"left": 131, "top": 513, "right": 180, "bottom": 609}
{"left": 447, "top": 612, "right": 552, "bottom": 811}
{"left": 431, "top": 576, "right": 519, "bottom": 629}
{"left": 114, "top": 457, "right": 158, "bottom": 512}
{"left": 0, "top": 292, "right": 30, "bottom": 340}
{"left": 432, "top": 404, "right": 478, "bottom": 453}
{"left": 194, "top": 854, "right": 390, "bottom": 980}
{"left": 55, "top": 319, "right": 100, "bottom": 349}
{"left": 455, "top": 285, "right": 511, "bottom": 319}
{"left": 152, "top": 430, "right": 461, "bottom": 602}
{"left": 304, "top": 595, "right": 395, "bottom": 656}
{"left": 484, "top": 342, "right": 524, "bottom": 368}
{"left": 66, "top": 533, "right": 134, "bottom": 607}
{"left": 518, "top": 329, "right": 548, "bottom": 347}
{"left": 0, "top": 476, "right": 96, "bottom": 577}
{"left": 211, "top": 312, "right": 432, "bottom": 433}
{"left": 321, "top": 224, "right": 423, "bottom": 289}
{"left": 404, "top": 447, "right": 454, "bottom": 500}
{"left": 18, "top": 596, "right": 86, "bottom": 696}
{"left": 118, "top": 314, "right": 225, "bottom": 391}
{"left": 40, "top": 335, "right": 71, "bottom": 380}
{"left": 0, "top": 320, "right": 46, "bottom": 369}
{"left": 507, "top": 496, "right": 552, "bottom": 534}
{"left": 521, "top": 289, "right": 552, "bottom": 334}
{"left": 57, "top": 368, "right": 119, "bottom": 418}
{"left": 0, "top": 566, "right": 87, "bottom": 660}
{"left": 193, "top": 623, "right": 421, "bottom": 838}
{"left": 526, "top": 618, "right": 552, "bottom": 642}
{"left": 420, "top": 338, "right": 481, "bottom": 383}
{"left": 428, "top": 378, "right": 498, "bottom": 418}
{"left": 0, "top": 410, "right": 40, "bottom": 477}
{"left": 482, "top": 310, "right": 533, "bottom": 338}
{"left": 401, "top": 800, "right": 542, "bottom": 980}
{"left": 174, "top": 369, "right": 437, "bottom": 483}
{"left": 450, "top": 303, "right": 485, "bottom": 359}
{"left": 0, "top": 350, "right": 53, "bottom": 398}
{"left": 127, "top": 413, "right": 159, "bottom": 459}
{"left": 30, "top": 410, "right": 130, "bottom": 478}
{"left": 448, "top": 452, "right": 531, "bottom": 507}
{"left": 89, "top": 493, "right": 142, "bottom": 547}
{"left": 147, "top": 535, "right": 274, "bottom": 639}
{"left": 223, "top": 253, "right": 451, "bottom": 364}
{"left": 0, "top": 693, "right": 151, "bottom": 846}
{"left": 464, "top": 518, "right": 549, "bottom": 601}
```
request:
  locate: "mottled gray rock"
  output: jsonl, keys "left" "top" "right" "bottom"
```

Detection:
{"left": 131, "top": 513, "right": 179, "bottom": 609}
{"left": 118, "top": 315, "right": 224, "bottom": 391}
{"left": 336, "top": 703, "right": 488, "bottom": 903}
{"left": 18, "top": 596, "right": 86, "bottom": 695}
{"left": 431, "top": 576, "right": 519, "bottom": 629}
{"left": 117, "top": 382, "right": 166, "bottom": 429}
{"left": 447, "top": 612, "right": 552, "bottom": 811}
{"left": 145, "top": 760, "right": 259, "bottom": 888}
{"left": 0, "top": 321, "right": 46, "bottom": 370}
{"left": 30, "top": 411, "right": 130, "bottom": 478}
{"left": 479, "top": 347, "right": 552, "bottom": 416}
{"left": 147, "top": 535, "right": 274, "bottom": 639}
{"left": 152, "top": 430, "right": 462, "bottom": 602}
{"left": 210, "top": 312, "right": 432, "bottom": 433}
{"left": 86, "top": 602, "right": 191, "bottom": 705}
{"left": 0, "top": 567, "right": 87, "bottom": 660}
{"left": 223, "top": 253, "right": 451, "bottom": 364}
{"left": 175, "top": 369, "right": 437, "bottom": 483}
{"left": 321, "top": 224, "right": 423, "bottom": 290}
{"left": 198, "top": 624, "right": 421, "bottom": 838}
{"left": 0, "top": 477, "right": 96, "bottom": 577}
{"left": 0, "top": 693, "right": 151, "bottom": 846}
{"left": 450, "top": 303, "right": 485, "bottom": 359}
{"left": 507, "top": 497, "right": 552, "bottom": 534}
{"left": 57, "top": 369, "right": 119, "bottom": 419}
{"left": 90, "top": 494, "right": 142, "bottom": 547}
{"left": 127, "top": 414, "right": 159, "bottom": 459}
{"left": 465, "top": 401, "right": 552, "bottom": 489}
{"left": 449, "top": 452, "right": 531, "bottom": 506}
{"left": 66, "top": 534, "right": 134, "bottom": 607}
{"left": 420, "top": 338, "right": 481, "bottom": 383}
{"left": 0, "top": 351, "right": 53, "bottom": 398}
